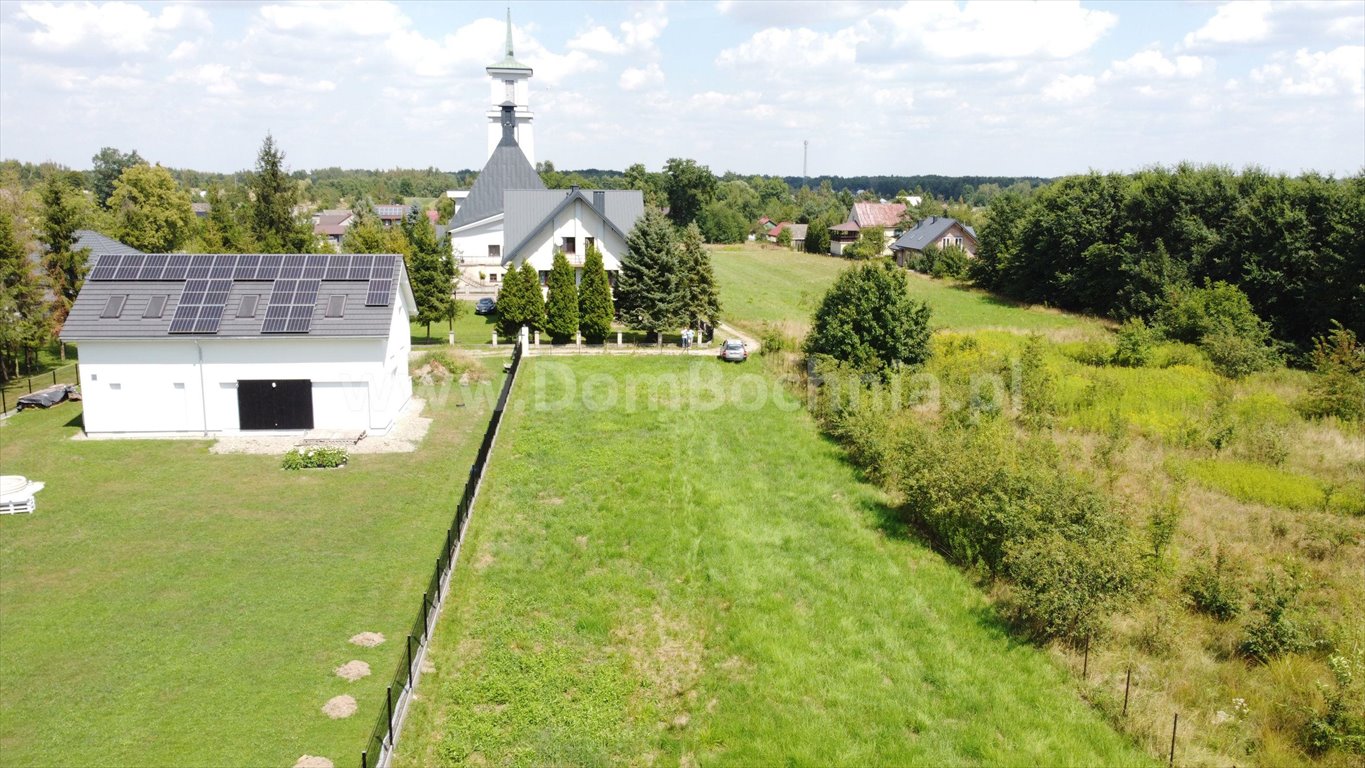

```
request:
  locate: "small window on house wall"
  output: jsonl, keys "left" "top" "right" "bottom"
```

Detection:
{"left": 489, "top": 244, "right": 501, "bottom": 259}
{"left": 490, "top": 273, "right": 498, "bottom": 282}
{"left": 585, "top": 236, "right": 595, "bottom": 253}
{"left": 538, "top": 270, "right": 549, "bottom": 286}
{"left": 562, "top": 237, "right": 576, "bottom": 255}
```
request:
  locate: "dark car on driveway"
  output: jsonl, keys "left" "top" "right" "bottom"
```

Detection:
{"left": 474, "top": 297, "right": 497, "bottom": 315}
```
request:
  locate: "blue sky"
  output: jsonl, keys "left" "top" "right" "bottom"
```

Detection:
{"left": 1, "top": 1, "right": 1361, "bottom": 178}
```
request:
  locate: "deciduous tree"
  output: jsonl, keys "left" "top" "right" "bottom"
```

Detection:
{"left": 91, "top": 146, "right": 145, "bottom": 209}
{"left": 663, "top": 158, "right": 716, "bottom": 227}
{"left": 108, "top": 164, "right": 195, "bottom": 253}
{"left": 805, "top": 262, "right": 932, "bottom": 374}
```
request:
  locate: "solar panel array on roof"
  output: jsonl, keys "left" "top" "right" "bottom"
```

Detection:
{"left": 168, "top": 279, "right": 232, "bottom": 334}
{"left": 86, "top": 253, "right": 398, "bottom": 335}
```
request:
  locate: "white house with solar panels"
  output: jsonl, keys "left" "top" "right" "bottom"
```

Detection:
{"left": 61, "top": 252, "right": 416, "bottom": 437}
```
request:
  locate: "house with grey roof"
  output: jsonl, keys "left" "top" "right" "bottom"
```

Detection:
{"left": 890, "top": 216, "right": 979, "bottom": 267}
{"left": 60, "top": 252, "right": 415, "bottom": 437}
{"left": 503, "top": 187, "right": 644, "bottom": 288}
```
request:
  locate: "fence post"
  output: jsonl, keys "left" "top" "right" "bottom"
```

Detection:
{"left": 435, "top": 558, "right": 443, "bottom": 600}
{"left": 1169, "top": 712, "right": 1178, "bottom": 767}
{"left": 386, "top": 685, "right": 394, "bottom": 746}
{"left": 422, "top": 591, "right": 430, "bottom": 639}
{"left": 51, "top": 370, "right": 57, "bottom": 386}
{"left": 362, "top": 750, "right": 368, "bottom": 768}
{"left": 1082, "top": 638, "right": 1090, "bottom": 679}
{"left": 407, "top": 635, "right": 415, "bottom": 685}
{"left": 1123, "top": 667, "right": 1132, "bottom": 717}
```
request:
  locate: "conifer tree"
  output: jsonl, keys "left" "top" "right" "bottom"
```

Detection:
{"left": 578, "top": 242, "right": 614, "bottom": 342}
{"left": 544, "top": 249, "right": 579, "bottom": 342}
{"left": 0, "top": 211, "right": 49, "bottom": 378}
{"left": 617, "top": 208, "right": 682, "bottom": 346}
{"left": 520, "top": 261, "right": 545, "bottom": 334}
{"left": 404, "top": 208, "right": 457, "bottom": 339}
{"left": 247, "top": 133, "right": 312, "bottom": 253}
{"left": 495, "top": 263, "right": 526, "bottom": 336}
{"left": 677, "top": 222, "right": 721, "bottom": 336}
{"left": 38, "top": 171, "right": 89, "bottom": 351}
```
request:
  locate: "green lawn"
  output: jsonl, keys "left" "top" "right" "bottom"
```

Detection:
{"left": 411, "top": 300, "right": 501, "bottom": 346}
{"left": 710, "top": 243, "right": 1105, "bottom": 336}
{"left": 395, "top": 356, "right": 1149, "bottom": 766}
{"left": 0, "top": 360, "right": 507, "bottom": 767}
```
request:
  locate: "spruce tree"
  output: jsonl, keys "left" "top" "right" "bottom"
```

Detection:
{"left": 677, "top": 222, "right": 721, "bottom": 336}
{"left": 0, "top": 211, "right": 50, "bottom": 378}
{"left": 543, "top": 250, "right": 579, "bottom": 342}
{"left": 404, "top": 209, "right": 457, "bottom": 340}
{"left": 617, "top": 208, "right": 682, "bottom": 346}
{"left": 38, "top": 171, "right": 89, "bottom": 344}
{"left": 578, "top": 242, "right": 614, "bottom": 343}
{"left": 247, "top": 133, "right": 312, "bottom": 253}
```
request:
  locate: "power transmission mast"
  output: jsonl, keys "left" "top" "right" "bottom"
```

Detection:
{"left": 802, "top": 139, "right": 808, "bottom": 187}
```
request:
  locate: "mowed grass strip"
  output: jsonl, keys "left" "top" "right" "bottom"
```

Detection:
{"left": 397, "top": 356, "right": 1149, "bottom": 767}
{"left": 709, "top": 243, "right": 1104, "bottom": 337}
{"left": 0, "top": 363, "right": 504, "bottom": 767}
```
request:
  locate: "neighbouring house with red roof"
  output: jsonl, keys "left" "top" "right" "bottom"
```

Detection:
{"left": 828, "top": 201, "right": 907, "bottom": 256}
{"left": 765, "top": 222, "right": 808, "bottom": 251}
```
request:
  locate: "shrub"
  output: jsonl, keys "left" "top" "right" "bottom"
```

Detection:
{"left": 1298, "top": 323, "right": 1365, "bottom": 423}
{"left": 1016, "top": 334, "right": 1056, "bottom": 430}
{"left": 1302, "top": 649, "right": 1365, "bottom": 756}
{"left": 1240, "top": 571, "right": 1307, "bottom": 662}
{"left": 1004, "top": 529, "right": 1140, "bottom": 646}
{"left": 1202, "top": 329, "right": 1280, "bottom": 379}
{"left": 1065, "top": 338, "right": 1116, "bottom": 367}
{"left": 282, "top": 446, "right": 348, "bottom": 470}
{"left": 1112, "top": 317, "right": 1157, "bottom": 367}
{"left": 757, "top": 322, "right": 800, "bottom": 357}
{"left": 1233, "top": 421, "right": 1290, "bottom": 466}
{"left": 1153, "top": 342, "right": 1205, "bottom": 369}
{"left": 805, "top": 263, "right": 932, "bottom": 376}
{"left": 1156, "top": 280, "right": 1267, "bottom": 344}
{"left": 1183, "top": 548, "right": 1243, "bottom": 620}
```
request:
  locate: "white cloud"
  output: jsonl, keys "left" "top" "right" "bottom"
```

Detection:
{"left": 1252, "top": 45, "right": 1365, "bottom": 98}
{"left": 257, "top": 1, "right": 407, "bottom": 39}
{"left": 871, "top": 1, "right": 1118, "bottom": 60}
{"left": 167, "top": 40, "right": 198, "bottom": 61}
{"left": 1182, "top": 1, "right": 1273, "bottom": 48}
{"left": 619, "top": 62, "right": 664, "bottom": 91}
{"left": 717, "top": 27, "right": 860, "bottom": 74}
{"left": 568, "top": 3, "right": 667, "bottom": 57}
{"left": 1107, "top": 50, "right": 1207, "bottom": 79}
{"left": 18, "top": 1, "right": 209, "bottom": 52}
{"left": 170, "top": 63, "right": 241, "bottom": 96}
{"left": 1042, "top": 73, "right": 1096, "bottom": 103}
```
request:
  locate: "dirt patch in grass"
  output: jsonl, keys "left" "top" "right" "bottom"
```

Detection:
{"left": 335, "top": 660, "right": 371, "bottom": 682}
{"left": 293, "top": 756, "right": 334, "bottom": 768}
{"left": 322, "top": 695, "right": 357, "bottom": 719}
{"left": 612, "top": 606, "right": 704, "bottom": 699}
{"left": 473, "top": 550, "right": 494, "bottom": 571}
{"left": 349, "top": 632, "right": 385, "bottom": 647}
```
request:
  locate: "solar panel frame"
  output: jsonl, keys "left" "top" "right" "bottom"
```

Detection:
{"left": 371, "top": 254, "right": 395, "bottom": 279}
{"left": 88, "top": 254, "right": 122, "bottom": 280}
{"left": 255, "top": 255, "right": 283, "bottom": 280}
{"left": 113, "top": 254, "right": 146, "bottom": 280}
{"left": 348, "top": 254, "right": 375, "bottom": 280}
{"left": 302, "top": 254, "right": 327, "bottom": 279}
{"left": 324, "top": 254, "right": 351, "bottom": 280}
{"left": 164, "top": 254, "right": 191, "bottom": 280}
{"left": 138, "top": 254, "right": 169, "bottom": 280}
{"left": 280, "top": 254, "right": 305, "bottom": 278}
{"left": 186, "top": 255, "right": 214, "bottom": 279}
{"left": 168, "top": 305, "right": 199, "bottom": 333}
{"left": 365, "top": 279, "right": 393, "bottom": 306}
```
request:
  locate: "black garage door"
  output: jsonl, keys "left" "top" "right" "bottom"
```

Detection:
{"left": 237, "top": 379, "right": 314, "bottom": 430}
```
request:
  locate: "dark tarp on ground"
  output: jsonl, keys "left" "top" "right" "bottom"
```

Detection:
{"left": 15, "top": 384, "right": 79, "bottom": 410}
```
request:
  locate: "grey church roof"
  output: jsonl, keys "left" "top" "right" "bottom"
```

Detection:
{"left": 74, "top": 230, "right": 143, "bottom": 255}
{"left": 891, "top": 216, "right": 978, "bottom": 251}
{"left": 502, "top": 189, "right": 645, "bottom": 260}
{"left": 61, "top": 253, "right": 411, "bottom": 341}
{"left": 448, "top": 133, "right": 545, "bottom": 230}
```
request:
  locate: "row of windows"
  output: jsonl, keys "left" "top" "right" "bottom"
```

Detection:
{"left": 487, "top": 236, "right": 596, "bottom": 260}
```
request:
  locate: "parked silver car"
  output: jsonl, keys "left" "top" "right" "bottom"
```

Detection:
{"left": 718, "top": 339, "right": 748, "bottom": 362}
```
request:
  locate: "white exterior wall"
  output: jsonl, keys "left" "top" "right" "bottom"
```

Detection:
{"left": 510, "top": 199, "right": 626, "bottom": 274}
{"left": 75, "top": 305, "right": 412, "bottom": 437}
{"left": 450, "top": 216, "right": 507, "bottom": 283}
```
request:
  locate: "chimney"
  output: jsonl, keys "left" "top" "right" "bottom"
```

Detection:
{"left": 593, "top": 190, "right": 605, "bottom": 214}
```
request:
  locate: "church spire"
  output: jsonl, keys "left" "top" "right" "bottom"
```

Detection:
{"left": 505, "top": 8, "right": 515, "bottom": 59}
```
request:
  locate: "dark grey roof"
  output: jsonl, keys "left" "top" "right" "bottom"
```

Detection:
{"left": 502, "top": 189, "right": 645, "bottom": 261}
{"left": 61, "top": 254, "right": 412, "bottom": 341}
{"left": 890, "top": 216, "right": 978, "bottom": 251}
{"left": 74, "top": 230, "right": 143, "bottom": 255}
{"left": 448, "top": 135, "right": 545, "bottom": 230}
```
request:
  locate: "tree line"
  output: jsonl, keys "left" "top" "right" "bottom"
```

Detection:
{"left": 493, "top": 209, "right": 721, "bottom": 348}
{"left": 0, "top": 135, "right": 458, "bottom": 380}
{"left": 971, "top": 165, "right": 1364, "bottom": 355}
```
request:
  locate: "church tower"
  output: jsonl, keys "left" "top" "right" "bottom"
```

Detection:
{"left": 485, "top": 9, "right": 534, "bottom": 164}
